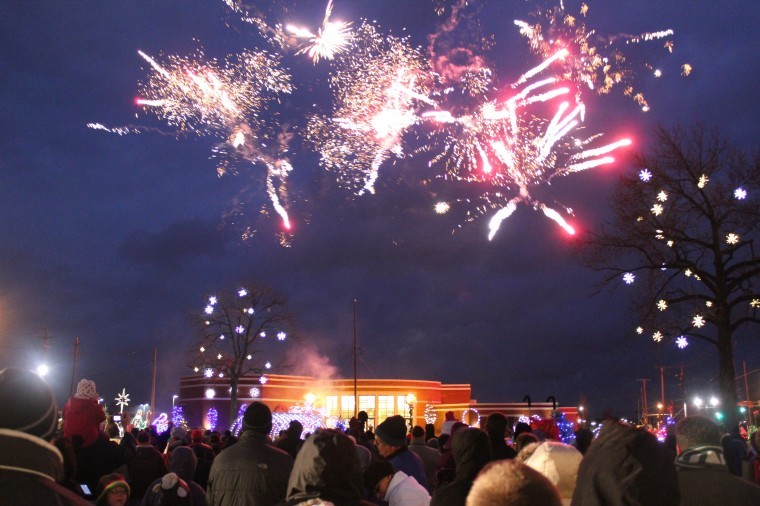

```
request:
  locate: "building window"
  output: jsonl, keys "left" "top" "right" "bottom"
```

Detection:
{"left": 397, "top": 396, "right": 407, "bottom": 416}
{"left": 359, "top": 395, "right": 376, "bottom": 426}
{"left": 326, "top": 396, "right": 339, "bottom": 417}
{"left": 341, "top": 396, "right": 355, "bottom": 419}
{"left": 377, "top": 395, "right": 394, "bottom": 423}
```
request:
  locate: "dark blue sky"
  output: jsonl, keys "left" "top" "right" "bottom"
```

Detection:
{"left": 2, "top": 1, "right": 758, "bottom": 420}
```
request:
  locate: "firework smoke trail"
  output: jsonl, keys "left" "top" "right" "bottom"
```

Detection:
{"left": 134, "top": 48, "right": 295, "bottom": 230}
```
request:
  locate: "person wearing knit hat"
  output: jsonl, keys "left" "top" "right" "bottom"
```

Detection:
{"left": 151, "top": 472, "right": 192, "bottom": 506}
{"left": 375, "top": 415, "right": 428, "bottom": 491}
{"left": 63, "top": 377, "right": 106, "bottom": 448}
{"left": 364, "top": 459, "right": 431, "bottom": 506}
{"left": 95, "top": 473, "right": 131, "bottom": 506}
{"left": 206, "top": 401, "right": 294, "bottom": 506}
{"left": 0, "top": 367, "right": 92, "bottom": 505}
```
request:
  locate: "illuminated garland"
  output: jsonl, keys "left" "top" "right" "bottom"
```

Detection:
{"left": 461, "top": 408, "right": 480, "bottom": 427}
{"left": 554, "top": 411, "right": 575, "bottom": 445}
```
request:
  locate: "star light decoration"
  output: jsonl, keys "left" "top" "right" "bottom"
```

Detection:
{"left": 115, "top": 388, "right": 130, "bottom": 413}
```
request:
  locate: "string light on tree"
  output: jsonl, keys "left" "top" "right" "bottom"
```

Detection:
{"left": 424, "top": 404, "right": 437, "bottom": 425}
{"left": 207, "top": 407, "right": 218, "bottom": 431}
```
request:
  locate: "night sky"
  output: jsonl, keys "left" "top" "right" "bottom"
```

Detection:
{"left": 2, "top": 1, "right": 759, "bottom": 420}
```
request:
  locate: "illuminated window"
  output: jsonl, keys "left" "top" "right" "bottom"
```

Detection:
{"left": 377, "top": 395, "right": 394, "bottom": 423}
{"left": 326, "top": 396, "right": 339, "bottom": 417}
{"left": 359, "top": 395, "right": 375, "bottom": 419}
{"left": 397, "top": 396, "right": 407, "bottom": 415}
{"left": 341, "top": 396, "right": 355, "bottom": 419}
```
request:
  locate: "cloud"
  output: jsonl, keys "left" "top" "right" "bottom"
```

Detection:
{"left": 119, "top": 218, "right": 229, "bottom": 268}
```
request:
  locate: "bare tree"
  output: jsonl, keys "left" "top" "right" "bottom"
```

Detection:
{"left": 190, "top": 283, "right": 294, "bottom": 426}
{"left": 579, "top": 124, "right": 760, "bottom": 426}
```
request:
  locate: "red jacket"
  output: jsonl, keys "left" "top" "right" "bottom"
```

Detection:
{"left": 63, "top": 396, "right": 106, "bottom": 447}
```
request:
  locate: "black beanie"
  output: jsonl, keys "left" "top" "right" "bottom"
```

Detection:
{"left": 363, "top": 460, "right": 394, "bottom": 492}
{"left": 375, "top": 415, "right": 407, "bottom": 447}
{"left": 0, "top": 367, "right": 57, "bottom": 440}
{"left": 243, "top": 401, "right": 272, "bottom": 434}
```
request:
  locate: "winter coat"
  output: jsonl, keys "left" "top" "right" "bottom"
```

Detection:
{"left": 570, "top": 421, "right": 679, "bottom": 506}
{"left": 430, "top": 428, "right": 490, "bottom": 506}
{"left": 387, "top": 445, "right": 428, "bottom": 491}
{"left": 676, "top": 445, "right": 760, "bottom": 505}
{"left": 0, "top": 428, "right": 91, "bottom": 506}
{"left": 63, "top": 395, "right": 106, "bottom": 448}
{"left": 385, "top": 470, "right": 430, "bottom": 506}
{"left": 279, "top": 429, "right": 375, "bottom": 506}
{"left": 190, "top": 442, "right": 215, "bottom": 490}
{"left": 408, "top": 439, "right": 439, "bottom": 492}
{"left": 128, "top": 445, "right": 168, "bottom": 498}
{"left": 206, "top": 430, "right": 293, "bottom": 506}
{"left": 141, "top": 446, "right": 208, "bottom": 506}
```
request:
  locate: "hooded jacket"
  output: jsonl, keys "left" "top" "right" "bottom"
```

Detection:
{"left": 207, "top": 429, "right": 293, "bottom": 506}
{"left": 570, "top": 421, "right": 679, "bottom": 506}
{"left": 430, "top": 428, "right": 491, "bottom": 506}
{"left": 675, "top": 445, "right": 760, "bottom": 505}
{"left": 524, "top": 441, "right": 582, "bottom": 505}
{"left": 279, "top": 429, "right": 375, "bottom": 506}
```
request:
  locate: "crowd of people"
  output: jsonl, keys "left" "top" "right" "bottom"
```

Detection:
{"left": 2, "top": 366, "right": 760, "bottom": 505}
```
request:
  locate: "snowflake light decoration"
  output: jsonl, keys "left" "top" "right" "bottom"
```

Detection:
{"left": 204, "top": 305, "right": 214, "bottom": 314}
{"left": 209, "top": 296, "right": 217, "bottom": 305}
{"left": 249, "top": 387, "right": 260, "bottom": 398}
{"left": 639, "top": 169, "right": 652, "bottom": 182}
{"left": 115, "top": 388, "right": 130, "bottom": 413}
{"left": 684, "top": 269, "right": 693, "bottom": 277}
{"left": 277, "top": 331, "right": 287, "bottom": 341}
{"left": 726, "top": 233, "right": 740, "bottom": 245}
{"left": 657, "top": 191, "right": 668, "bottom": 202}
{"left": 204, "top": 368, "right": 214, "bottom": 378}
{"left": 623, "top": 272, "right": 635, "bottom": 284}
{"left": 235, "top": 325, "right": 245, "bottom": 334}
{"left": 751, "top": 299, "right": 760, "bottom": 309}
{"left": 652, "top": 331, "right": 663, "bottom": 342}
{"left": 657, "top": 300, "right": 668, "bottom": 311}
{"left": 697, "top": 174, "right": 709, "bottom": 188}
{"left": 705, "top": 300, "right": 713, "bottom": 307}
{"left": 692, "top": 315, "right": 705, "bottom": 328}
{"left": 636, "top": 326, "right": 644, "bottom": 334}
{"left": 259, "top": 375, "right": 268, "bottom": 384}
{"left": 265, "top": 362, "right": 271, "bottom": 369}
{"left": 676, "top": 336, "right": 688, "bottom": 349}
{"left": 651, "top": 204, "right": 664, "bottom": 216}
{"left": 238, "top": 288, "right": 248, "bottom": 297}
{"left": 734, "top": 187, "right": 747, "bottom": 200}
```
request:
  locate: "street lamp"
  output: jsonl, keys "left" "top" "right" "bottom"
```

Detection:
{"left": 36, "top": 364, "right": 49, "bottom": 377}
{"left": 172, "top": 394, "right": 178, "bottom": 406}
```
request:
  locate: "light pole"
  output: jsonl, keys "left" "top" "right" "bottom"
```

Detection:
{"left": 172, "top": 394, "right": 178, "bottom": 407}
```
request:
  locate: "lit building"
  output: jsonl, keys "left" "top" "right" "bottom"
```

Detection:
{"left": 177, "top": 373, "right": 579, "bottom": 433}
